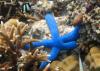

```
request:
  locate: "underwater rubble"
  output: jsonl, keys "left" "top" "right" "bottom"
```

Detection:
{"left": 0, "top": 0, "right": 100, "bottom": 71}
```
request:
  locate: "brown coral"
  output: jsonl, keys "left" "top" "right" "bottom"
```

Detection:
{"left": 0, "top": 18, "right": 48, "bottom": 71}
{"left": 85, "top": 47, "right": 100, "bottom": 71}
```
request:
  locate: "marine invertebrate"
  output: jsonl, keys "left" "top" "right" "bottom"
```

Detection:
{"left": 0, "top": 18, "right": 48, "bottom": 71}
{"left": 25, "top": 12, "right": 82, "bottom": 69}
{"left": 18, "top": 48, "right": 49, "bottom": 71}
{"left": 0, "top": 0, "right": 99, "bottom": 71}
{"left": 85, "top": 47, "right": 100, "bottom": 71}
{"left": 50, "top": 55, "right": 79, "bottom": 71}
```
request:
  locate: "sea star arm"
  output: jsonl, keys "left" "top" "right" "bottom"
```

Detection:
{"left": 39, "top": 47, "right": 60, "bottom": 69}
{"left": 60, "top": 24, "right": 81, "bottom": 42}
{"left": 61, "top": 41, "right": 78, "bottom": 49}
{"left": 45, "top": 12, "right": 60, "bottom": 38}
{"left": 24, "top": 39, "right": 53, "bottom": 49}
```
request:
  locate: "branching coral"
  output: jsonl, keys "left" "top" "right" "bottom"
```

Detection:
{"left": 0, "top": 19, "right": 48, "bottom": 71}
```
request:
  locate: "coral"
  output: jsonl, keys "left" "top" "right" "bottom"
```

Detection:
{"left": 0, "top": 19, "right": 48, "bottom": 71}
{"left": 50, "top": 55, "right": 79, "bottom": 71}
{"left": 85, "top": 47, "right": 100, "bottom": 71}
{"left": 0, "top": 0, "right": 100, "bottom": 71}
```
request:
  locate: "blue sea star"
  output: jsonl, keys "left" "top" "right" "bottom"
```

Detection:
{"left": 24, "top": 12, "right": 81, "bottom": 69}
